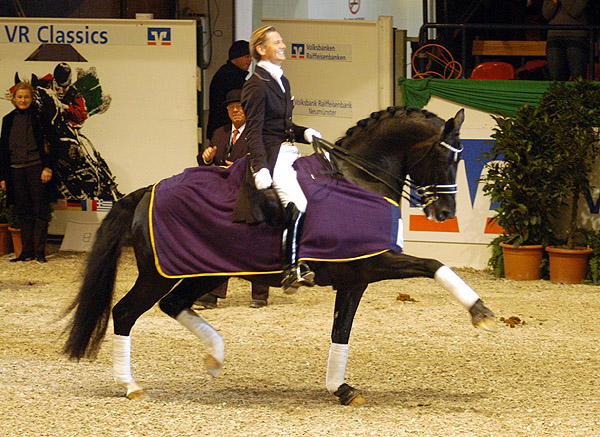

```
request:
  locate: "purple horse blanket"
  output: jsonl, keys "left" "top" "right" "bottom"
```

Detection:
{"left": 150, "top": 154, "right": 403, "bottom": 278}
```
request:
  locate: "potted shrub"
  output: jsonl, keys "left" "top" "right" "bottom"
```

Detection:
{"left": 481, "top": 80, "right": 600, "bottom": 283}
{"left": 0, "top": 188, "right": 11, "bottom": 255}
{"left": 6, "top": 203, "right": 21, "bottom": 257}
{"left": 480, "top": 103, "right": 565, "bottom": 280}
{"left": 538, "top": 80, "right": 600, "bottom": 283}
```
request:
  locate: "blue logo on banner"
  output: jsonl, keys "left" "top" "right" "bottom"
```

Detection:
{"left": 147, "top": 27, "right": 171, "bottom": 45}
{"left": 291, "top": 43, "right": 305, "bottom": 58}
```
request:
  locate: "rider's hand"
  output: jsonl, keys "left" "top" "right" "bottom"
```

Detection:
{"left": 201, "top": 146, "right": 217, "bottom": 164}
{"left": 253, "top": 168, "right": 273, "bottom": 190}
{"left": 304, "top": 128, "right": 322, "bottom": 143}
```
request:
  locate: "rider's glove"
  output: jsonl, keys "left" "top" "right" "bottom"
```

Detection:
{"left": 253, "top": 168, "right": 273, "bottom": 190}
{"left": 304, "top": 128, "right": 322, "bottom": 143}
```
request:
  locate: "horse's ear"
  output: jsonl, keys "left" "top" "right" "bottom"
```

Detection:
{"left": 32, "top": 73, "right": 39, "bottom": 87}
{"left": 443, "top": 108, "right": 465, "bottom": 135}
{"left": 14, "top": 72, "right": 20, "bottom": 85}
{"left": 453, "top": 109, "right": 465, "bottom": 131}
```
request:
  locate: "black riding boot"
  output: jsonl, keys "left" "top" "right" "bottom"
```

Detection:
{"left": 281, "top": 203, "right": 315, "bottom": 293}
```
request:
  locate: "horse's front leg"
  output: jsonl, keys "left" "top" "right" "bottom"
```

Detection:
{"left": 325, "top": 270, "right": 369, "bottom": 406}
{"left": 366, "top": 252, "right": 496, "bottom": 331}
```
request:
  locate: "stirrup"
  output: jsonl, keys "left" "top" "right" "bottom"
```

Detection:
{"left": 282, "top": 261, "right": 315, "bottom": 293}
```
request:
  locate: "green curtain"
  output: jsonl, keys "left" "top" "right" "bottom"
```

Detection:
{"left": 398, "top": 78, "right": 553, "bottom": 116}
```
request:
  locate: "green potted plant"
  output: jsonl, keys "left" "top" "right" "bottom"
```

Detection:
{"left": 0, "top": 188, "right": 11, "bottom": 255}
{"left": 6, "top": 202, "right": 21, "bottom": 257}
{"left": 480, "top": 103, "right": 565, "bottom": 280}
{"left": 538, "top": 80, "right": 600, "bottom": 283}
{"left": 481, "top": 80, "right": 600, "bottom": 283}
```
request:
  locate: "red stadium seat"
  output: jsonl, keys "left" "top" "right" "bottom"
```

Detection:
{"left": 470, "top": 62, "right": 515, "bottom": 80}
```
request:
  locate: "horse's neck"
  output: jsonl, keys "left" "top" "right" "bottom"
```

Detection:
{"left": 338, "top": 149, "right": 406, "bottom": 203}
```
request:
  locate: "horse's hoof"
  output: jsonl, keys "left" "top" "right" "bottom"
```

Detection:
{"left": 126, "top": 389, "right": 148, "bottom": 400}
{"left": 474, "top": 316, "right": 497, "bottom": 333}
{"left": 347, "top": 393, "right": 367, "bottom": 406}
{"left": 469, "top": 299, "right": 497, "bottom": 332}
{"left": 333, "top": 383, "right": 366, "bottom": 406}
{"left": 205, "top": 354, "right": 222, "bottom": 377}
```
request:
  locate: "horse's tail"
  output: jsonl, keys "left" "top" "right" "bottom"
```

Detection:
{"left": 62, "top": 186, "right": 150, "bottom": 360}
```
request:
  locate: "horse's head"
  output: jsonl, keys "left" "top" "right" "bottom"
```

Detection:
{"left": 408, "top": 109, "right": 464, "bottom": 222}
{"left": 331, "top": 106, "right": 465, "bottom": 222}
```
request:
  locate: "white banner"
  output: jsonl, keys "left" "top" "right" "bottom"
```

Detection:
{"left": 0, "top": 18, "right": 198, "bottom": 233}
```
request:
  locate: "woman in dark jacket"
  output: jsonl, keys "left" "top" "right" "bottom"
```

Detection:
{"left": 0, "top": 81, "right": 58, "bottom": 262}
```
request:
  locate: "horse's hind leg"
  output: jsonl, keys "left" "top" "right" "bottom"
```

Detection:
{"left": 159, "top": 277, "right": 228, "bottom": 376}
{"left": 112, "top": 273, "right": 178, "bottom": 400}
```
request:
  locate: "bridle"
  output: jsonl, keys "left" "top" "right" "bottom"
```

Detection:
{"left": 312, "top": 136, "right": 462, "bottom": 209}
{"left": 412, "top": 140, "right": 462, "bottom": 207}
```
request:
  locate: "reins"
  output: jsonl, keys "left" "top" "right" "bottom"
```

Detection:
{"left": 312, "top": 136, "right": 461, "bottom": 209}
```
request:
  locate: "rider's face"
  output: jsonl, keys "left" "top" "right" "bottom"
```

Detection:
{"left": 258, "top": 31, "right": 286, "bottom": 65}
{"left": 13, "top": 89, "right": 33, "bottom": 110}
{"left": 53, "top": 80, "right": 69, "bottom": 99}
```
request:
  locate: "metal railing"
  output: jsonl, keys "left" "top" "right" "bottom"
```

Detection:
{"left": 417, "top": 23, "right": 600, "bottom": 79}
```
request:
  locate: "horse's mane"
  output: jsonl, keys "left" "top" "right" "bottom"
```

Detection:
{"left": 335, "top": 106, "right": 445, "bottom": 153}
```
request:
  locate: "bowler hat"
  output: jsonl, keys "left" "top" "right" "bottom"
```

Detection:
{"left": 223, "top": 89, "right": 242, "bottom": 106}
{"left": 228, "top": 40, "right": 249, "bottom": 60}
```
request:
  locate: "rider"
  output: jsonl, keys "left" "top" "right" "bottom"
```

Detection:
{"left": 50, "top": 63, "right": 88, "bottom": 127}
{"left": 235, "top": 25, "right": 322, "bottom": 292}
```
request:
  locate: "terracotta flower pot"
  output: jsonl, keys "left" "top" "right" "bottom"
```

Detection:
{"left": 8, "top": 226, "right": 22, "bottom": 258}
{"left": 0, "top": 223, "right": 11, "bottom": 255}
{"left": 546, "top": 246, "right": 593, "bottom": 284}
{"left": 500, "top": 242, "right": 543, "bottom": 281}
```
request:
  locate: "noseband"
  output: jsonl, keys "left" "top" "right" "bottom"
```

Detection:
{"left": 413, "top": 141, "right": 462, "bottom": 208}
{"left": 312, "top": 137, "right": 462, "bottom": 209}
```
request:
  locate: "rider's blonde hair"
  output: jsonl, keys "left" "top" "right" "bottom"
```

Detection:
{"left": 249, "top": 25, "right": 277, "bottom": 62}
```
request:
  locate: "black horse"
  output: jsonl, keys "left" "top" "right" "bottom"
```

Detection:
{"left": 63, "top": 106, "right": 495, "bottom": 405}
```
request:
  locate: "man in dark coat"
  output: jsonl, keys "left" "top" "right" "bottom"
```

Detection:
{"left": 206, "top": 40, "right": 251, "bottom": 140}
{"left": 196, "top": 89, "right": 270, "bottom": 309}
{"left": 198, "top": 89, "right": 249, "bottom": 166}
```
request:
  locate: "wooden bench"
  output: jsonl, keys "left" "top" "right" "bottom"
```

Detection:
{"left": 472, "top": 40, "right": 546, "bottom": 57}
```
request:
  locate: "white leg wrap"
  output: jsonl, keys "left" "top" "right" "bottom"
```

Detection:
{"left": 434, "top": 265, "right": 480, "bottom": 309}
{"left": 113, "top": 335, "right": 144, "bottom": 396}
{"left": 175, "top": 309, "right": 225, "bottom": 365}
{"left": 326, "top": 343, "right": 349, "bottom": 394}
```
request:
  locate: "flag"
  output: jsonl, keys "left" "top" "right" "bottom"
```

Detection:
{"left": 96, "top": 200, "right": 113, "bottom": 212}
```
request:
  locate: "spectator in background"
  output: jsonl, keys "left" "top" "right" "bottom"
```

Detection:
{"left": 206, "top": 40, "right": 251, "bottom": 140}
{"left": 543, "top": 0, "right": 590, "bottom": 80}
{"left": 0, "top": 82, "right": 57, "bottom": 263}
{"left": 195, "top": 89, "right": 270, "bottom": 309}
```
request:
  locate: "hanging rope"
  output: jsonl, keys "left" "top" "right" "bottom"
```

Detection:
{"left": 411, "top": 43, "right": 463, "bottom": 79}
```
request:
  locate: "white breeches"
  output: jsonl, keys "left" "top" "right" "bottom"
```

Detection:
{"left": 273, "top": 142, "right": 307, "bottom": 212}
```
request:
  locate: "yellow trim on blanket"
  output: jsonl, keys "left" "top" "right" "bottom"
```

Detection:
{"left": 384, "top": 196, "right": 399, "bottom": 207}
{"left": 298, "top": 249, "right": 390, "bottom": 263}
{"left": 148, "top": 182, "right": 171, "bottom": 278}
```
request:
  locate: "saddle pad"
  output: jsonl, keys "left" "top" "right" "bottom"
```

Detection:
{"left": 150, "top": 154, "right": 403, "bottom": 278}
